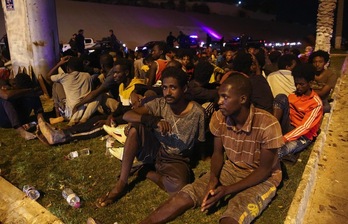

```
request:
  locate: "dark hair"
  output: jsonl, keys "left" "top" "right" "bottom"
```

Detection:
{"left": 308, "top": 50, "right": 330, "bottom": 63}
{"left": 166, "top": 60, "right": 182, "bottom": 69}
{"left": 114, "top": 58, "right": 131, "bottom": 72}
{"left": 99, "top": 53, "right": 114, "bottom": 70}
{"left": 290, "top": 48, "right": 301, "bottom": 57}
{"left": 14, "top": 73, "right": 34, "bottom": 89}
{"left": 154, "top": 41, "right": 168, "bottom": 55}
{"left": 67, "top": 57, "right": 84, "bottom": 72}
{"left": 278, "top": 54, "right": 297, "bottom": 69}
{"left": 233, "top": 51, "right": 253, "bottom": 75}
{"left": 161, "top": 67, "right": 188, "bottom": 88}
{"left": 223, "top": 72, "right": 252, "bottom": 103}
{"left": 269, "top": 51, "right": 282, "bottom": 63}
{"left": 292, "top": 63, "right": 316, "bottom": 83}
{"left": 194, "top": 61, "right": 214, "bottom": 85}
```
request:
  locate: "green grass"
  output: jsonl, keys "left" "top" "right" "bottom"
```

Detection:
{"left": 0, "top": 55, "right": 346, "bottom": 224}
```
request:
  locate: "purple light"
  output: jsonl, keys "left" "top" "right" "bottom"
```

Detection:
{"left": 201, "top": 26, "right": 221, "bottom": 39}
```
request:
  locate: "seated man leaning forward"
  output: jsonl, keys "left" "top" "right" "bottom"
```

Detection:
{"left": 96, "top": 66, "right": 206, "bottom": 207}
{"left": 140, "top": 73, "right": 284, "bottom": 224}
{"left": 273, "top": 63, "right": 323, "bottom": 159}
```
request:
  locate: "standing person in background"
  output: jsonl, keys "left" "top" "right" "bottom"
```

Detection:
{"left": 177, "top": 31, "right": 187, "bottom": 49}
{"left": 109, "top": 29, "right": 119, "bottom": 52}
{"left": 68, "top": 33, "right": 77, "bottom": 54}
{"left": 76, "top": 29, "right": 85, "bottom": 57}
{"left": 166, "top": 31, "right": 177, "bottom": 48}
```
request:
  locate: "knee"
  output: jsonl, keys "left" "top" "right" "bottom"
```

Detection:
{"left": 273, "top": 94, "right": 288, "bottom": 109}
{"left": 163, "top": 177, "right": 189, "bottom": 194}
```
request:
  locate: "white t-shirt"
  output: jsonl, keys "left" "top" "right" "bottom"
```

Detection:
{"left": 267, "top": 69, "right": 295, "bottom": 97}
{"left": 51, "top": 71, "right": 92, "bottom": 118}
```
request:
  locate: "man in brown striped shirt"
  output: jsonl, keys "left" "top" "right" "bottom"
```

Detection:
{"left": 141, "top": 73, "right": 284, "bottom": 224}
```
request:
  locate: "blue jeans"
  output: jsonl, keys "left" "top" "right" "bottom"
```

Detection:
{"left": 274, "top": 94, "right": 313, "bottom": 158}
{"left": 278, "top": 136, "right": 312, "bottom": 158}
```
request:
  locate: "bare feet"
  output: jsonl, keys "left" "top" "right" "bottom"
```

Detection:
{"left": 16, "top": 127, "right": 36, "bottom": 140}
{"left": 95, "top": 180, "right": 128, "bottom": 208}
{"left": 38, "top": 117, "right": 65, "bottom": 145}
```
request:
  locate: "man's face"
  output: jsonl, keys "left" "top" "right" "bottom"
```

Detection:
{"left": 312, "top": 56, "right": 326, "bottom": 73}
{"left": 217, "top": 83, "right": 242, "bottom": 117}
{"left": 162, "top": 77, "right": 185, "bottom": 105}
{"left": 112, "top": 65, "right": 127, "bottom": 83}
{"left": 182, "top": 56, "right": 190, "bottom": 67}
{"left": 294, "top": 77, "right": 311, "bottom": 96}
{"left": 225, "top": 51, "right": 233, "bottom": 62}
{"left": 151, "top": 45, "right": 162, "bottom": 60}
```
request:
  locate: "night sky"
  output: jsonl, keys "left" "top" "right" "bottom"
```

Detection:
{"left": 241, "top": 0, "right": 347, "bottom": 39}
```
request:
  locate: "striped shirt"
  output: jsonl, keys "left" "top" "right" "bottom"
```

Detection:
{"left": 209, "top": 105, "right": 283, "bottom": 186}
{"left": 285, "top": 90, "right": 323, "bottom": 142}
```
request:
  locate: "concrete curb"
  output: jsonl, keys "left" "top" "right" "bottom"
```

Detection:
{"left": 0, "top": 177, "right": 63, "bottom": 224}
{"left": 284, "top": 56, "right": 348, "bottom": 224}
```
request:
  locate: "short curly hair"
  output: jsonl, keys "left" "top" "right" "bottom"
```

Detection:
{"left": 308, "top": 50, "right": 330, "bottom": 63}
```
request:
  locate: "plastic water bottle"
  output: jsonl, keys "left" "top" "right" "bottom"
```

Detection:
{"left": 62, "top": 188, "right": 81, "bottom": 208}
{"left": 105, "top": 136, "right": 115, "bottom": 157}
{"left": 23, "top": 185, "right": 40, "bottom": 200}
{"left": 65, "top": 148, "right": 90, "bottom": 160}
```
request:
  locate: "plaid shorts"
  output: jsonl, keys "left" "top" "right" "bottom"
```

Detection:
{"left": 181, "top": 160, "right": 277, "bottom": 223}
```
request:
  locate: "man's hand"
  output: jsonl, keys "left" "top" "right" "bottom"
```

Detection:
{"left": 59, "top": 56, "right": 71, "bottom": 65}
{"left": 201, "top": 175, "right": 220, "bottom": 212}
{"left": 201, "top": 185, "right": 226, "bottom": 212}
{"left": 157, "top": 120, "right": 172, "bottom": 135}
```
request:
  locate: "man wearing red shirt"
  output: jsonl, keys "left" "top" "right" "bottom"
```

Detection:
{"left": 273, "top": 63, "right": 323, "bottom": 158}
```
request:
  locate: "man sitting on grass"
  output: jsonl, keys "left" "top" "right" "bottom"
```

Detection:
{"left": 273, "top": 64, "right": 323, "bottom": 159}
{"left": 95, "top": 67, "right": 206, "bottom": 207}
{"left": 140, "top": 73, "right": 283, "bottom": 224}
{"left": 0, "top": 73, "right": 43, "bottom": 140}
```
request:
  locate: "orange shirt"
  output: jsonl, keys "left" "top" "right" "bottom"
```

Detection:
{"left": 284, "top": 90, "right": 323, "bottom": 142}
{"left": 155, "top": 59, "right": 168, "bottom": 82}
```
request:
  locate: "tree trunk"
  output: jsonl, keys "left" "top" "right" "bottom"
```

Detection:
{"left": 315, "top": 0, "right": 337, "bottom": 53}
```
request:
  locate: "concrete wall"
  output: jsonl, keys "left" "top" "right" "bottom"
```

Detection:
{"left": 1, "top": 0, "right": 60, "bottom": 77}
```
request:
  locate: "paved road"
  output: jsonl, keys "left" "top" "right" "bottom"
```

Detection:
{"left": 302, "top": 56, "right": 348, "bottom": 223}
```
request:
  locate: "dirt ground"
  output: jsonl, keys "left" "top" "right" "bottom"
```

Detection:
{"left": 303, "top": 57, "right": 348, "bottom": 223}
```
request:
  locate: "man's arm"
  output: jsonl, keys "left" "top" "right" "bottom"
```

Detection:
{"left": 202, "top": 147, "right": 278, "bottom": 211}
{"left": 284, "top": 102, "right": 322, "bottom": 142}
{"left": 122, "top": 106, "right": 150, "bottom": 123}
{"left": 147, "top": 62, "right": 158, "bottom": 86}
{"left": 313, "top": 84, "right": 332, "bottom": 98}
{"left": 0, "top": 88, "right": 38, "bottom": 100}
{"left": 123, "top": 104, "right": 171, "bottom": 135}
{"left": 207, "top": 136, "right": 225, "bottom": 186}
{"left": 44, "top": 56, "right": 70, "bottom": 84}
{"left": 72, "top": 85, "right": 107, "bottom": 114}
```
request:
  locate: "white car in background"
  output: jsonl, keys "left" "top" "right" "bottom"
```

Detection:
{"left": 62, "top": 37, "right": 96, "bottom": 53}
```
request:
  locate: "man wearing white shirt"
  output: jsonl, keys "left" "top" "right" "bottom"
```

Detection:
{"left": 267, "top": 54, "right": 297, "bottom": 97}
